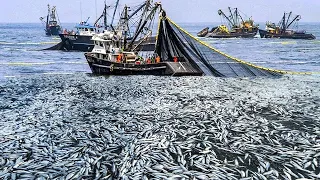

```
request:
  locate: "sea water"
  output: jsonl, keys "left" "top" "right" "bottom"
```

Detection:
{"left": 0, "top": 22, "right": 319, "bottom": 179}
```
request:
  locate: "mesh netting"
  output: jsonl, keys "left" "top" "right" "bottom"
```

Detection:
{"left": 155, "top": 16, "right": 283, "bottom": 77}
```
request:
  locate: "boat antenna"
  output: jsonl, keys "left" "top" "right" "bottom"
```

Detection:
{"left": 80, "top": 1, "right": 83, "bottom": 22}
{"left": 55, "top": 6, "right": 62, "bottom": 29}
{"left": 111, "top": 0, "right": 120, "bottom": 27}
{"left": 95, "top": 0, "right": 98, "bottom": 20}
{"left": 85, "top": 17, "right": 90, "bottom": 24}
{"left": 93, "top": 2, "right": 110, "bottom": 29}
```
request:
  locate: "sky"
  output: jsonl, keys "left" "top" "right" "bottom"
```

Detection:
{"left": 1, "top": 0, "right": 320, "bottom": 23}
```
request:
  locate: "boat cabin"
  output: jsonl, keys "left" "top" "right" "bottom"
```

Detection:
{"left": 75, "top": 23, "right": 97, "bottom": 36}
{"left": 91, "top": 31, "right": 137, "bottom": 63}
{"left": 48, "top": 21, "right": 59, "bottom": 27}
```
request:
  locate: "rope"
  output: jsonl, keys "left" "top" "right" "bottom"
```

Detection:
{"left": 165, "top": 17, "right": 319, "bottom": 75}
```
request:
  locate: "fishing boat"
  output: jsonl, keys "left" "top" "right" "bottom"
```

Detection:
{"left": 85, "top": 2, "right": 203, "bottom": 76}
{"left": 58, "top": 2, "right": 109, "bottom": 52}
{"left": 40, "top": 4, "right": 62, "bottom": 36}
{"left": 59, "top": 18, "right": 101, "bottom": 52}
{"left": 197, "top": 7, "right": 259, "bottom": 38}
{"left": 56, "top": 1, "right": 155, "bottom": 52}
{"left": 84, "top": 2, "right": 282, "bottom": 78}
{"left": 259, "top": 12, "right": 315, "bottom": 40}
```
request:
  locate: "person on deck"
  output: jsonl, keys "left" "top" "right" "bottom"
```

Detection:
{"left": 117, "top": 54, "right": 123, "bottom": 63}
{"left": 151, "top": 56, "right": 155, "bottom": 63}
{"left": 146, "top": 57, "right": 151, "bottom": 64}
{"left": 173, "top": 56, "right": 178, "bottom": 62}
{"left": 156, "top": 56, "right": 161, "bottom": 63}
{"left": 63, "top": 29, "right": 68, "bottom": 34}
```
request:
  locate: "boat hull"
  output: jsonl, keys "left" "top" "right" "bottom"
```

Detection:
{"left": 259, "top": 29, "right": 316, "bottom": 40}
{"left": 59, "top": 34, "right": 157, "bottom": 52}
{"left": 207, "top": 31, "right": 257, "bottom": 38}
{"left": 45, "top": 26, "right": 61, "bottom": 36}
{"left": 85, "top": 53, "right": 203, "bottom": 76}
{"left": 197, "top": 27, "right": 218, "bottom": 37}
{"left": 59, "top": 34, "right": 94, "bottom": 52}
{"left": 197, "top": 27, "right": 209, "bottom": 37}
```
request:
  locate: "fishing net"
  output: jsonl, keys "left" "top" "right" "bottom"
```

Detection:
{"left": 155, "top": 15, "right": 283, "bottom": 77}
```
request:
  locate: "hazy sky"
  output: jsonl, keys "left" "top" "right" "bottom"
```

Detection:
{"left": 1, "top": 0, "right": 320, "bottom": 23}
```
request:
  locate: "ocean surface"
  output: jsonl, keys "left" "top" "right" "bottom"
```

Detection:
{"left": 0, "top": 23, "right": 320, "bottom": 179}
{"left": 0, "top": 23, "right": 320, "bottom": 77}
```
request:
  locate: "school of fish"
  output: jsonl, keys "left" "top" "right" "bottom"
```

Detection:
{"left": 0, "top": 74, "right": 319, "bottom": 179}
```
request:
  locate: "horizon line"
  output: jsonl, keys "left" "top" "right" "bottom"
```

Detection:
{"left": 1, "top": 21, "right": 320, "bottom": 24}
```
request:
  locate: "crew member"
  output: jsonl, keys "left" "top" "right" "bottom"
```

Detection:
{"left": 117, "top": 53, "right": 123, "bottom": 63}
{"left": 151, "top": 56, "right": 155, "bottom": 63}
{"left": 173, "top": 56, "right": 178, "bottom": 62}
{"left": 156, "top": 56, "right": 161, "bottom": 63}
{"left": 63, "top": 29, "right": 68, "bottom": 34}
{"left": 146, "top": 57, "right": 151, "bottom": 64}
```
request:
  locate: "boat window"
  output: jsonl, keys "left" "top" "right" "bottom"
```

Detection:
{"left": 90, "top": 28, "right": 94, "bottom": 32}
{"left": 85, "top": 28, "right": 88, "bottom": 31}
{"left": 105, "top": 44, "right": 110, "bottom": 50}
{"left": 100, "top": 42, "right": 103, "bottom": 47}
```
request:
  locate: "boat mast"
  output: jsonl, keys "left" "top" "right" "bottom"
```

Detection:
{"left": 235, "top": 8, "right": 239, "bottom": 26}
{"left": 111, "top": 0, "right": 120, "bottom": 27}
{"left": 94, "top": 1, "right": 110, "bottom": 29}
{"left": 236, "top": 9, "right": 245, "bottom": 25}
{"left": 285, "top": 12, "right": 292, "bottom": 29}
{"left": 123, "top": 5, "right": 129, "bottom": 48}
{"left": 281, "top": 12, "right": 286, "bottom": 33}
{"left": 286, "top": 15, "right": 301, "bottom": 29}
{"left": 104, "top": 1, "right": 108, "bottom": 29}
{"left": 51, "top": 6, "right": 57, "bottom": 22}
{"left": 127, "top": 2, "right": 161, "bottom": 50}
{"left": 218, "top": 9, "right": 234, "bottom": 27}
{"left": 228, "top": 7, "right": 236, "bottom": 27}
{"left": 128, "top": 1, "right": 147, "bottom": 19}
{"left": 46, "top": 4, "right": 50, "bottom": 27}
{"left": 135, "top": 0, "right": 151, "bottom": 35}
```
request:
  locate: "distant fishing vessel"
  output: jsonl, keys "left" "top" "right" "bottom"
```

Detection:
{"left": 197, "top": 7, "right": 259, "bottom": 38}
{"left": 259, "top": 12, "right": 316, "bottom": 40}
{"left": 59, "top": 17, "right": 103, "bottom": 52}
{"left": 55, "top": 1, "right": 155, "bottom": 52}
{"left": 40, "top": 4, "right": 62, "bottom": 36}
{"left": 58, "top": 2, "right": 109, "bottom": 52}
